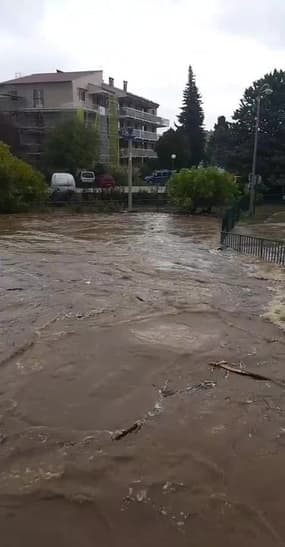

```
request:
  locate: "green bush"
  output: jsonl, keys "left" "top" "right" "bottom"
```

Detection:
{"left": 133, "top": 173, "right": 145, "bottom": 186}
{"left": 109, "top": 166, "right": 128, "bottom": 186}
{"left": 167, "top": 167, "right": 239, "bottom": 213}
{"left": 0, "top": 141, "right": 48, "bottom": 213}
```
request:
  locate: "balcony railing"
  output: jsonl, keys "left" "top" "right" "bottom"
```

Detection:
{"left": 120, "top": 107, "right": 169, "bottom": 127}
{"left": 128, "top": 128, "right": 159, "bottom": 141}
{"left": 120, "top": 148, "right": 158, "bottom": 159}
{"left": 17, "top": 126, "right": 45, "bottom": 133}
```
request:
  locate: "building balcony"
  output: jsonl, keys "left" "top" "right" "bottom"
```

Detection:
{"left": 12, "top": 103, "right": 99, "bottom": 113}
{"left": 133, "top": 128, "right": 158, "bottom": 141}
{"left": 17, "top": 126, "right": 45, "bottom": 133}
{"left": 120, "top": 148, "right": 158, "bottom": 159}
{"left": 120, "top": 106, "right": 169, "bottom": 127}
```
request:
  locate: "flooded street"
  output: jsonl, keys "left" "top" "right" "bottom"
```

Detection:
{"left": 0, "top": 212, "right": 285, "bottom": 546}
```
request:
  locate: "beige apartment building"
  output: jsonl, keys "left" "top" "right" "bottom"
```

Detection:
{"left": 0, "top": 70, "right": 169, "bottom": 167}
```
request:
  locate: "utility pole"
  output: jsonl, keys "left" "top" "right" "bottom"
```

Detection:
{"left": 120, "top": 127, "right": 134, "bottom": 211}
{"left": 249, "top": 84, "right": 273, "bottom": 217}
{"left": 128, "top": 134, "right": 133, "bottom": 212}
{"left": 249, "top": 95, "right": 260, "bottom": 217}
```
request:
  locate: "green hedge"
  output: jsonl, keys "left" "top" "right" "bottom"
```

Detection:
{"left": 0, "top": 142, "right": 48, "bottom": 213}
{"left": 167, "top": 167, "right": 239, "bottom": 213}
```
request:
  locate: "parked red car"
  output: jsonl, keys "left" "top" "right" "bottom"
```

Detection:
{"left": 96, "top": 174, "right": 116, "bottom": 189}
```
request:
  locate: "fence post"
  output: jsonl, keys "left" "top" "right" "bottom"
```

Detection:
{"left": 238, "top": 234, "right": 242, "bottom": 252}
{"left": 219, "top": 228, "right": 284, "bottom": 267}
{"left": 259, "top": 239, "right": 264, "bottom": 259}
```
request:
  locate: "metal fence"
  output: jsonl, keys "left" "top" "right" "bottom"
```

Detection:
{"left": 221, "top": 231, "right": 285, "bottom": 266}
{"left": 49, "top": 192, "right": 174, "bottom": 212}
{"left": 221, "top": 197, "right": 249, "bottom": 233}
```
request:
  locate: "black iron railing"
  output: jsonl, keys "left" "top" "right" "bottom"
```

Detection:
{"left": 221, "top": 231, "right": 285, "bottom": 266}
{"left": 49, "top": 192, "right": 173, "bottom": 212}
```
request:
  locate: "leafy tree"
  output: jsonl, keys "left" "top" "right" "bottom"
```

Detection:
{"left": 207, "top": 116, "right": 232, "bottom": 169}
{"left": 178, "top": 66, "right": 205, "bottom": 166}
{"left": 0, "top": 113, "right": 20, "bottom": 156}
{"left": 0, "top": 141, "right": 48, "bottom": 213}
{"left": 155, "top": 127, "right": 190, "bottom": 169}
{"left": 44, "top": 117, "right": 99, "bottom": 174}
{"left": 229, "top": 69, "right": 285, "bottom": 185}
{"left": 167, "top": 167, "right": 238, "bottom": 213}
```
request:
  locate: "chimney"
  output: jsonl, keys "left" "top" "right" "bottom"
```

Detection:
{"left": 109, "top": 77, "right": 114, "bottom": 87}
{"left": 123, "top": 80, "right": 128, "bottom": 92}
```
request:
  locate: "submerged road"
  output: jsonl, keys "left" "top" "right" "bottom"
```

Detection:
{"left": 0, "top": 212, "right": 284, "bottom": 546}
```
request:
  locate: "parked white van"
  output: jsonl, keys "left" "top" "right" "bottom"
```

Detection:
{"left": 50, "top": 173, "right": 76, "bottom": 192}
{"left": 78, "top": 170, "right": 95, "bottom": 185}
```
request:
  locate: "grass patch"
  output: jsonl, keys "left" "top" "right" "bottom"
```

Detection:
{"left": 240, "top": 204, "right": 285, "bottom": 225}
{"left": 237, "top": 203, "right": 285, "bottom": 241}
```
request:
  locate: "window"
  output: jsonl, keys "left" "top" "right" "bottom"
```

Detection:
{"left": 78, "top": 88, "right": 86, "bottom": 102}
{"left": 33, "top": 89, "right": 44, "bottom": 108}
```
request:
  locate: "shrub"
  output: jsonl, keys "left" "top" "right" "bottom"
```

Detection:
{"left": 110, "top": 166, "right": 128, "bottom": 186}
{"left": 167, "top": 167, "right": 239, "bottom": 212}
{"left": 0, "top": 142, "right": 48, "bottom": 213}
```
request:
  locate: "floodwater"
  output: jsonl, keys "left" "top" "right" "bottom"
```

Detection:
{"left": 0, "top": 212, "right": 284, "bottom": 547}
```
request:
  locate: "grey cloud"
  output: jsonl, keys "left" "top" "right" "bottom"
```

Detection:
{"left": 0, "top": 0, "right": 45, "bottom": 34}
{"left": 216, "top": 0, "right": 285, "bottom": 47}
{"left": 0, "top": 42, "right": 68, "bottom": 82}
{"left": 0, "top": 0, "right": 69, "bottom": 81}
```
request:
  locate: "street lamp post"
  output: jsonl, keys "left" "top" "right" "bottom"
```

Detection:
{"left": 127, "top": 135, "right": 133, "bottom": 212}
{"left": 249, "top": 84, "right": 273, "bottom": 216}
{"left": 120, "top": 128, "right": 135, "bottom": 212}
{"left": 171, "top": 153, "right": 176, "bottom": 171}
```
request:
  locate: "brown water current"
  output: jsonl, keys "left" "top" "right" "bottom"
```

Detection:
{"left": 0, "top": 212, "right": 284, "bottom": 546}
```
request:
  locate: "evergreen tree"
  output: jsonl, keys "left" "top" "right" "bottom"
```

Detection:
{"left": 207, "top": 116, "right": 232, "bottom": 168}
{"left": 178, "top": 66, "right": 205, "bottom": 166}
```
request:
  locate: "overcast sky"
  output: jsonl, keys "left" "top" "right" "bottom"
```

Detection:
{"left": 1, "top": 0, "right": 285, "bottom": 128}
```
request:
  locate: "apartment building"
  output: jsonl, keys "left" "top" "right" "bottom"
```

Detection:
{"left": 0, "top": 70, "right": 169, "bottom": 167}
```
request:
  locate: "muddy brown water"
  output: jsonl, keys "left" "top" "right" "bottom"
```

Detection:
{"left": 0, "top": 212, "right": 284, "bottom": 547}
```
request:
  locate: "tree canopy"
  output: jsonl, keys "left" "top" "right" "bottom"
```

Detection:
{"left": 155, "top": 128, "right": 190, "bottom": 170}
{"left": 0, "top": 141, "right": 48, "bottom": 213}
{"left": 209, "top": 70, "right": 285, "bottom": 188}
{"left": 231, "top": 70, "right": 285, "bottom": 184}
{"left": 0, "top": 113, "right": 21, "bottom": 156}
{"left": 178, "top": 66, "right": 205, "bottom": 167}
{"left": 44, "top": 117, "right": 99, "bottom": 174}
{"left": 206, "top": 116, "right": 232, "bottom": 169}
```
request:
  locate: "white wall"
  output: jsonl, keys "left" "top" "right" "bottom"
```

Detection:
{"left": 72, "top": 71, "right": 103, "bottom": 108}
